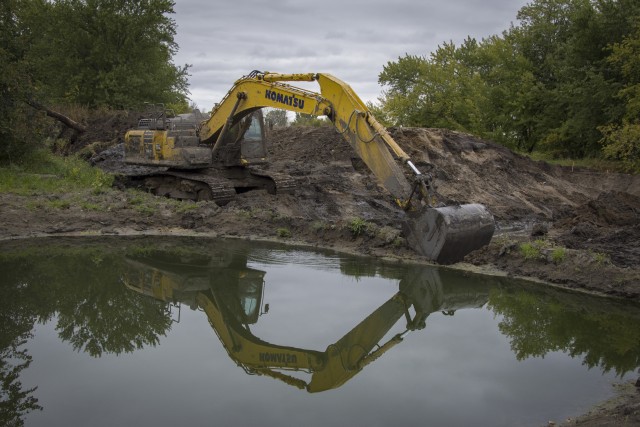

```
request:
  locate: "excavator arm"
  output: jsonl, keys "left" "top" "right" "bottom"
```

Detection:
{"left": 199, "top": 71, "right": 417, "bottom": 203}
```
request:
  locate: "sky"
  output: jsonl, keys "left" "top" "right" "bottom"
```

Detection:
{"left": 171, "top": 0, "right": 530, "bottom": 111}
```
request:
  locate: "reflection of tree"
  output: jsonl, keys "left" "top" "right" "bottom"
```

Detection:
{"left": 50, "top": 252, "right": 172, "bottom": 357}
{"left": 0, "top": 241, "right": 176, "bottom": 424}
{"left": 24, "top": 246, "right": 174, "bottom": 357}
{"left": 489, "top": 287, "right": 640, "bottom": 376}
{"left": 0, "top": 263, "right": 44, "bottom": 426}
{"left": 55, "top": 288, "right": 171, "bottom": 357}
{"left": 0, "top": 342, "right": 41, "bottom": 427}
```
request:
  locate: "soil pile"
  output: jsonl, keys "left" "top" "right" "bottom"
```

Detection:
{"left": 553, "top": 191, "right": 640, "bottom": 268}
{"left": 267, "top": 126, "right": 640, "bottom": 268}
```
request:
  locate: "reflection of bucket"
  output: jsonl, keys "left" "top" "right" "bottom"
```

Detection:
{"left": 404, "top": 204, "right": 495, "bottom": 264}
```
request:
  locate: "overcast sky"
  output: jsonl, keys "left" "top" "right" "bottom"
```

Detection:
{"left": 171, "top": 0, "right": 530, "bottom": 111}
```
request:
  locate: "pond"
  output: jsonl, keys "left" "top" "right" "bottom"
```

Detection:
{"left": 1, "top": 236, "right": 639, "bottom": 427}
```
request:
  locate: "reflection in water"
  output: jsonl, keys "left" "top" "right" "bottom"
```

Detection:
{"left": 122, "top": 251, "right": 489, "bottom": 393}
{"left": 0, "top": 278, "right": 42, "bottom": 425}
{"left": 490, "top": 288, "right": 640, "bottom": 376}
{"left": 0, "top": 237, "right": 639, "bottom": 425}
{"left": 0, "top": 239, "right": 174, "bottom": 426}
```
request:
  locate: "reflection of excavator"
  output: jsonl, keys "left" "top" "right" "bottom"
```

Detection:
{"left": 123, "top": 71, "right": 494, "bottom": 263}
{"left": 122, "top": 251, "right": 489, "bottom": 393}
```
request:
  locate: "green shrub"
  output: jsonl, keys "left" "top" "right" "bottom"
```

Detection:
{"left": 519, "top": 242, "right": 540, "bottom": 260}
{"left": 276, "top": 228, "right": 291, "bottom": 238}
{"left": 551, "top": 247, "right": 566, "bottom": 263}
{"left": 133, "top": 204, "right": 156, "bottom": 216}
{"left": 592, "top": 251, "right": 611, "bottom": 265}
{"left": 174, "top": 200, "right": 199, "bottom": 213}
{"left": 348, "top": 218, "right": 368, "bottom": 237}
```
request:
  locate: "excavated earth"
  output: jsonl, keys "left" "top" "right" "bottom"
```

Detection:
{"left": 1, "top": 116, "right": 639, "bottom": 426}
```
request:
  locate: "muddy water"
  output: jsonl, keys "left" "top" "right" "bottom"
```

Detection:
{"left": 1, "top": 237, "right": 639, "bottom": 427}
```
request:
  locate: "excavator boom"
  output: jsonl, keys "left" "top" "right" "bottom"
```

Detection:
{"left": 197, "top": 72, "right": 414, "bottom": 200}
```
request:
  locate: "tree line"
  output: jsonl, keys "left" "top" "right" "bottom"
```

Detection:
{"left": 1, "top": 0, "right": 189, "bottom": 163}
{"left": 373, "top": 0, "right": 639, "bottom": 170}
{"left": 2, "top": 0, "right": 638, "bottom": 170}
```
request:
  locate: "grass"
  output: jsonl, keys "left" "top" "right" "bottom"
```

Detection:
{"left": 80, "top": 201, "right": 102, "bottom": 211}
{"left": 133, "top": 204, "right": 156, "bottom": 216}
{"left": 26, "top": 195, "right": 102, "bottom": 212}
{"left": 173, "top": 200, "right": 200, "bottom": 214}
{"left": 550, "top": 247, "right": 566, "bottom": 263}
{"left": 519, "top": 239, "right": 568, "bottom": 263}
{"left": 591, "top": 251, "right": 611, "bottom": 265}
{"left": 121, "top": 189, "right": 160, "bottom": 216}
{"left": 0, "top": 149, "right": 114, "bottom": 195}
{"left": 311, "top": 220, "right": 328, "bottom": 232}
{"left": 125, "top": 189, "right": 147, "bottom": 205}
{"left": 276, "top": 228, "right": 291, "bottom": 238}
{"left": 0, "top": 149, "right": 174, "bottom": 216}
{"left": 348, "top": 217, "right": 369, "bottom": 237}
{"left": 526, "top": 151, "right": 636, "bottom": 174}
{"left": 519, "top": 242, "right": 541, "bottom": 260}
{"left": 47, "top": 199, "right": 71, "bottom": 210}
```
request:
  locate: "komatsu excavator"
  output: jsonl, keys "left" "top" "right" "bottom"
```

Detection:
{"left": 124, "top": 71, "right": 494, "bottom": 263}
{"left": 122, "top": 248, "right": 490, "bottom": 393}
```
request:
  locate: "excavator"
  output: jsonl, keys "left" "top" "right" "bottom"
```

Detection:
{"left": 121, "top": 247, "right": 490, "bottom": 393}
{"left": 124, "top": 71, "right": 494, "bottom": 263}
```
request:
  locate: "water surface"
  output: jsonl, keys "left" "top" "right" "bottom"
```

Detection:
{"left": 1, "top": 236, "right": 639, "bottom": 427}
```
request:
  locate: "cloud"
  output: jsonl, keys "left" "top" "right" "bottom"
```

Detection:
{"left": 172, "top": 0, "right": 527, "bottom": 110}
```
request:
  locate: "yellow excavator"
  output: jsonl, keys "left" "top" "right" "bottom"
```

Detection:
{"left": 122, "top": 249, "right": 490, "bottom": 393}
{"left": 124, "top": 71, "right": 494, "bottom": 263}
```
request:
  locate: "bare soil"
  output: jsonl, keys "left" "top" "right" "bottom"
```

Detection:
{"left": 1, "top": 116, "right": 639, "bottom": 425}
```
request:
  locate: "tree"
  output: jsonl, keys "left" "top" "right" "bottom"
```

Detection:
{"left": 378, "top": 39, "right": 532, "bottom": 149}
{"left": 377, "top": 54, "right": 430, "bottom": 127}
{"left": 375, "top": 0, "right": 640, "bottom": 160}
{"left": 599, "top": 24, "right": 640, "bottom": 171}
{"left": 508, "top": 0, "right": 640, "bottom": 156}
{"left": 265, "top": 109, "right": 288, "bottom": 128}
{"left": 24, "top": 0, "right": 190, "bottom": 108}
{"left": 291, "top": 113, "right": 330, "bottom": 127}
{"left": 0, "top": 0, "right": 47, "bottom": 164}
{"left": 0, "top": 0, "right": 191, "bottom": 163}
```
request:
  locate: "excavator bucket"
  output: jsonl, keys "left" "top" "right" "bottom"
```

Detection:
{"left": 403, "top": 204, "right": 495, "bottom": 264}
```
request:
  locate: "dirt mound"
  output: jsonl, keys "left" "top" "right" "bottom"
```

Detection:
{"left": 264, "top": 126, "right": 640, "bottom": 270}
{"left": 267, "top": 126, "right": 634, "bottom": 222}
{"left": 553, "top": 191, "right": 640, "bottom": 267}
{"left": 559, "top": 191, "right": 640, "bottom": 228}
{"left": 49, "top": 109, "right": 142, "bottom": 157}
{"left": 76, "top": 110, "right": 140, "bottom": 147}
{"left": 388, "top": 128, "right": 632, "bottom": 222}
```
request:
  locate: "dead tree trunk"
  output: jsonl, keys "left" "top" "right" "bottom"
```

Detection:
{"left": 27, "top": 99, "right": 87, "bottom": 134}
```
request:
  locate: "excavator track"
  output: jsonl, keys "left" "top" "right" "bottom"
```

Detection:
{"left": 248, "top": 167, "right": 297, "bottom": 195}
{"left": 131, "top": 169, "right": 297, "bottom": 205}
{"left": 138, "top": 171, "right": 237, "bottom": 205}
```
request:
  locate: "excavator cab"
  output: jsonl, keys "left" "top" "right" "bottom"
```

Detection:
{"left": 238, "top": 110, "right": 268, "bottom": 163}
